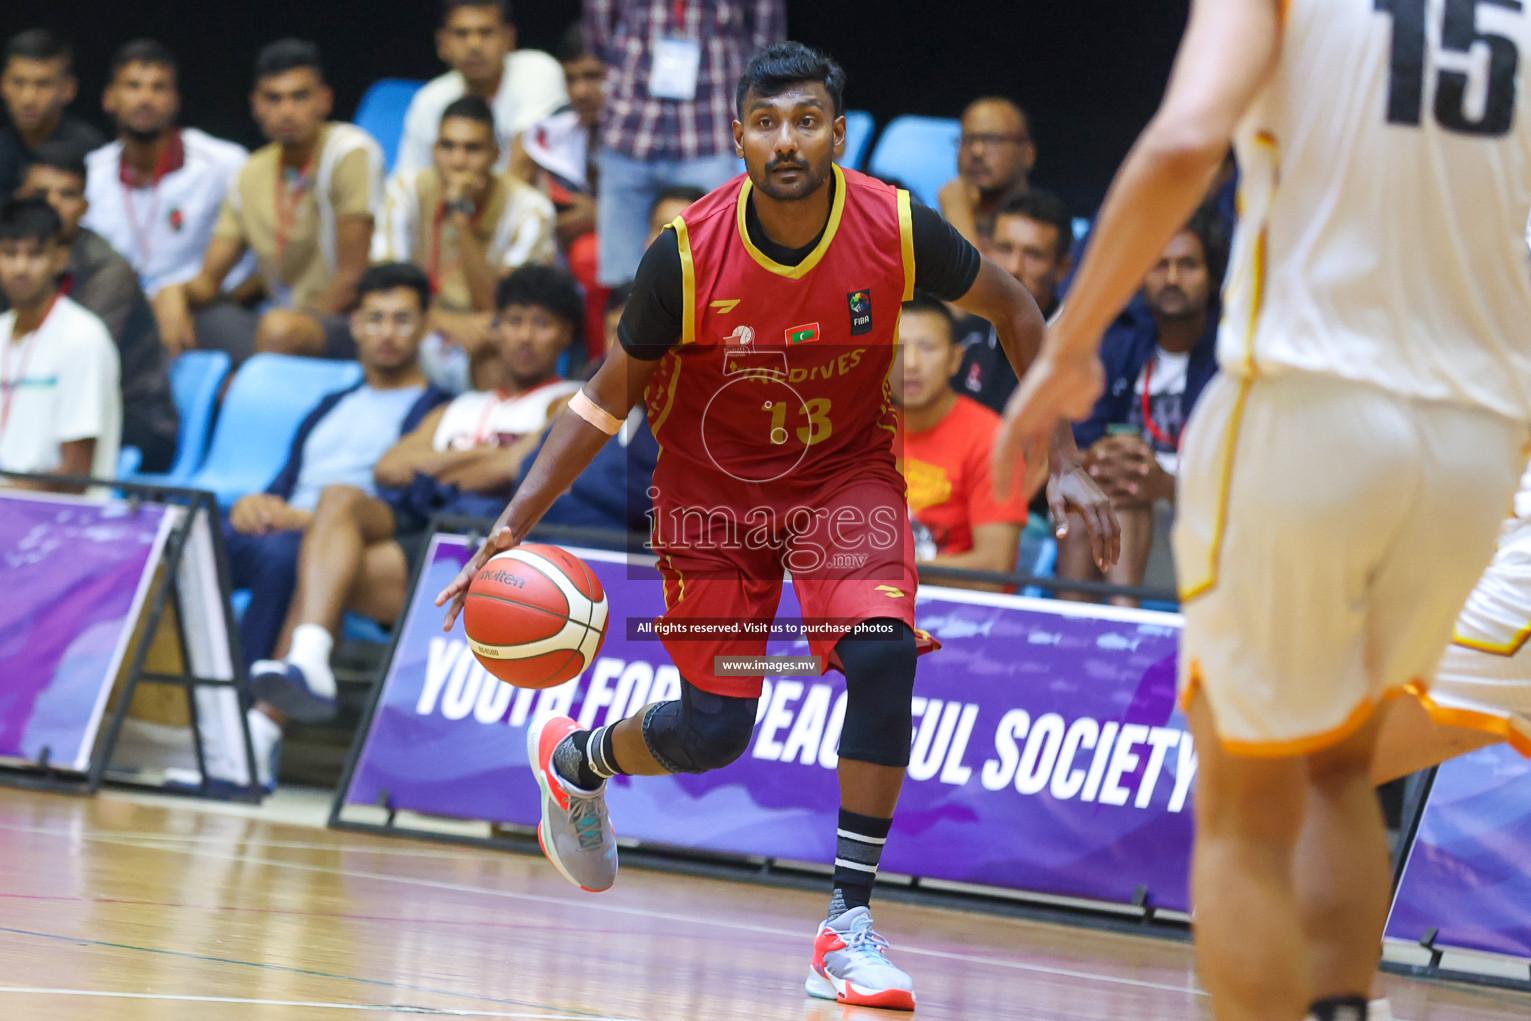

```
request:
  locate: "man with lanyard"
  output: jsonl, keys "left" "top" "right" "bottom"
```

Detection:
{"left": 0, "top": 197, "right": 119, "bottom": 491}
{"left": 159, "top": 40, "right": 383, "bottom": 361}
{"left": 83, "top": 39, "right": 254, "bottom": 362}
{"left": 437, "top": 43, "right": 1117, "bottom": 1009}
{"left": 1056, "top": 207, "right": 1224, "bottom": 605}
{"left": 584, "top": 0, "right": 787, "bottom": 287}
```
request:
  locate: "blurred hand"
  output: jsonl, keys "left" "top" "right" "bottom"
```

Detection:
{"left": 1088, "top": 433, "right": 1174, "bottom": 505}
{"left": 993, "top": 344, "right": 1105, "bottom": 501}
{"left": 229, "top": 493, "right": 289, "bottom": 535}
{"left": 152, "top": 286, "right": 197, "bottom": 358}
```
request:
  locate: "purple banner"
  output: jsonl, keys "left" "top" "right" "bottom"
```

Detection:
{"left": 346, "top": 536, "right": 1196, "bottom": 911}
{"left": 0, "top": 493, "right": 173, "bottom": 771}
{"left": 1386, "top": 744, "right": 1531, "bottom": 961}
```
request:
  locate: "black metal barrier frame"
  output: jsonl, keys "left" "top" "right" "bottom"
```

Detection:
{"left": 327, "top": 518, "right": 1466, "bottom": 972}
{"left": 0, "top": 472, "right": 262, "bottom": 802}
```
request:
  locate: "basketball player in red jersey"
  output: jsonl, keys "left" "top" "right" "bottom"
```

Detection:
{"left": 439, "top": 43, "right": 1117, "bottom": 1010}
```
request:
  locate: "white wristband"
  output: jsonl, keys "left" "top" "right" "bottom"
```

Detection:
{"left": 569, "top": 388, "right": 623, "bottom": 436}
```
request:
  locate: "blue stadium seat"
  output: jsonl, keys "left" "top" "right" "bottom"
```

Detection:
{"left": 841, "top": 110, "right": 875, "bottom": 171}
{"left": 115, "top": 445, "right": 142, "bottom": 479}
{"left": 354, "top": 78, "right": 426, "bottom": 173}
{"left": 184, "top": 353, "right": 363, "bottom": 508}
{"left": 866, "top": 115, "right": 961, "bottom": 208}
{"left": 119, "top": 350, "right": 232, "bottom": 487}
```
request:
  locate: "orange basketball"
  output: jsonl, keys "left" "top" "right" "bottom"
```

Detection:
{"left": 463, "top": 544, "right": 610, "bottom": 689}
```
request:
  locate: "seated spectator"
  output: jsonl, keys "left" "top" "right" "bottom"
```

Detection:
{"left": 396, "top": 0, "right": 567, "bottom": 177}
{"left": 83, "top": 39, "right": 256, "bottom": 361}
{"left": 511, "top": 22, "right": 607, "bottom": 361}
{"left": 0, "top": 197, "right": 119, "bottom": 490}
{"left": 249, "top": 265, "right": 582, "bottom": 724}
{"left": 647, "top": 185, "right": 704, "bottom": 245}
{"left": 894, "top": 294, "right": 1030, "bottom": 590}
{"left": 373, "top": 96, "right": 555, "bottom": 393}
{"left": 938, "top": 97, "right": 1034, "bottom": 248}
{"left": 0, "top": 30, "right": 104, "bottom": 198}
{"left": 511, "top": 22, "right": 605, "bottom": 251}
{"left": 953, "top": 189, "right": 1072, "bottom": 416}
{"left": 223, "top": 263, "right": 449, "bottom": 788}
{"left": 162, "top": 40, "right": 384, "bottom": 360}
{"left": 517, "top": 281, "right": 657, "bottom": 535}
{"left": 1058, "top": 206, "right": 1226, "bottom": 606}
{"left": 17, "top": 144, "right": 178, "bottom": 473}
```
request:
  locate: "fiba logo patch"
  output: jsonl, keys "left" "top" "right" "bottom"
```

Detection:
{"left": 848, "top": 289, "right": 873, "bottom": 335}
{"left": 725, "top": 325, "right": 755, "bottom": 345}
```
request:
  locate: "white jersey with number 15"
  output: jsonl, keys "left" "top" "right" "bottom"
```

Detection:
{"left": 1221, "top": 0, "right": 1531, "bottom": 421}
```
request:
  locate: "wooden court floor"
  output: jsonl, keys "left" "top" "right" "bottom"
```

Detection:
{"left": 0, "top": 788, "right": 1525, "bottom": 1020}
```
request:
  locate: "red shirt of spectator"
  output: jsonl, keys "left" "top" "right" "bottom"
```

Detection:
{"left": 899, "top": 394, "right": 1030, "bottom": 554}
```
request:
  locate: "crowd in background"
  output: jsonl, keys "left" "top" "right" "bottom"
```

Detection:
{"left": 0, "top": 0, "right": 1238, "bottom": 787}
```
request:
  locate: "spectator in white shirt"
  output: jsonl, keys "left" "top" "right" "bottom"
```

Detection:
{"left": 83, "top": 39, "right": 255, "bottom": 360}
{"left": 394, "top": 0, "right": 567, "bottom": 177}
{"left": 0, "top": 197, "right": 119, "bottom": 491}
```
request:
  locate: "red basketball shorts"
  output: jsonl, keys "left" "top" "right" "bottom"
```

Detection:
{"left": 651, "top": 471, "right": 940, "bottom": 697}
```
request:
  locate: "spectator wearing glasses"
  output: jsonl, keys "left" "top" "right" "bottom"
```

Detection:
{"left": 938, "top": 97, "right": 1035, "bottom": 248}
{"left": 248, "top": 265, "right": 581, "bottom": 726}
{"left": 1057, "top": 207, "right": 1226, "bottom": 607}
{"left": 586, "top": 0, "right": 786, "bottom": 286}
{"left": 373, "top": 96, "right": 556, "bottom": 393}
{"left": 0, "top": 30, "right": 105, "bottom": 199}
{"left": 223, "top": 262, "right": 449, "bottom": 789}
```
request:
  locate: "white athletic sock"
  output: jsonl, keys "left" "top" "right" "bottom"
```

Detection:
{"left": 1369, "top": 998, "right": 1396, "bottom": 1021}
{"left": 285, "top": 624, "right": 336, "bottom": 698}
{"left": 247, "top": 708, "right": 283, "bottom": 788}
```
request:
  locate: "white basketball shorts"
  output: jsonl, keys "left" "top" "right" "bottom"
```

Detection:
{"left": 1173, "top": 370, "right": 1525, "bottom": 756}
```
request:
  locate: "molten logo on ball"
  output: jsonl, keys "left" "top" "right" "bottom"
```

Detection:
{"left": 463, "top": 544, "right": 610, "bottom": 689}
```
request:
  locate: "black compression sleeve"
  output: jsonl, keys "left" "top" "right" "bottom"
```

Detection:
{"left": 910, "top": 200, "right": 982, "bottom": 302}
{"left": 617, "top": 229, "right": 685, "bottom": 361}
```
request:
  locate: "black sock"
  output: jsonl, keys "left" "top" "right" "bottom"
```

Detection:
{"left": 552, "top": 724, "right": 626, "bottom": 790}
{"left": 1310, "top": 995, "right": 1369, "bottom": 1021}
{"left": 828, "top": 809, "right": 892, "bottom": 920}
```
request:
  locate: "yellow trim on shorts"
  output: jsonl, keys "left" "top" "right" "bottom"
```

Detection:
{"left": 897, "top": 188, "right": 916, "bottom": 301}
{"left": 1451, "top": 624, "right": 1531, "bottom": 658}
{"left": 1181, "top": 660, "right": 1391, "bottom": 759}
{"left": 1177, "top": 377, "right": 1254, "bottom": 603}
{"left": 1405, "top": 680, "right": 1531, "bottom": 758}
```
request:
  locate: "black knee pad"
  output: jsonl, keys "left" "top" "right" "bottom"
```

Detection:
{"left": 837, "top": 618, "right": 918, "bottom": 767}
{"left": 641, "top": 680, "right": 758, "bottom": 774}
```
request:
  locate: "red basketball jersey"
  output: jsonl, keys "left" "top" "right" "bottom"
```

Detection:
{"left": 644, "top": 165, "right": 915, "bottom": 504}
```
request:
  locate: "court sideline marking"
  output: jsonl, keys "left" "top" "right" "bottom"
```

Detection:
{"left": 0, "top": 987, "right": 637, "bottom": 1019}
{"left": 0, "top": 817, "right": 1211, "bottom": 1002}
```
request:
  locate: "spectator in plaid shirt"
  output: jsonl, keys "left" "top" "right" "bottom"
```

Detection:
{"left": 584, "top": 0, "right": 785, "bottom": 286}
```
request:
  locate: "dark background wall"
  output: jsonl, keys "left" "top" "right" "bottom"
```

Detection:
{"left": 2, "top": 0, "right": 1188, "bottom": 216}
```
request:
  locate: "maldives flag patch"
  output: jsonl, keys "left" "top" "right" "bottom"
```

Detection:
{"left": 785, "top": 322, "right": 821, "bottom": 344}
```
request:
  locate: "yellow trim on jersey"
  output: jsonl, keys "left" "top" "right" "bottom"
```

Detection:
{"left": 1178, "top": 378, "right": 1254, "bottom": 604}
{"left": 1243, "top": 226, "right": 1269, "bottom": 377}
{"left": 1405, "top": 680, "right": 1531, "bottom": 758}
{"left": 878, "top": 307, "right": 903, "bottom": 437}
{"left": 672, "top": 219, "right": 698, "bottom": 346}
{"left": 735, "top": 164, "right": 848, "bottom": 278}
{"left": 897, "top": 188, "right": 916, "bottom": 301}
{"left": 1181, "top": 662, "right": 1397, "bottom": 759}
{"left": 649, "top": 349, "right": 686, "bottom": 436}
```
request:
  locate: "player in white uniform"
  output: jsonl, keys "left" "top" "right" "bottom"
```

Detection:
{"left": 996, "top": 1, "right": 1531, "bottom": 1020}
